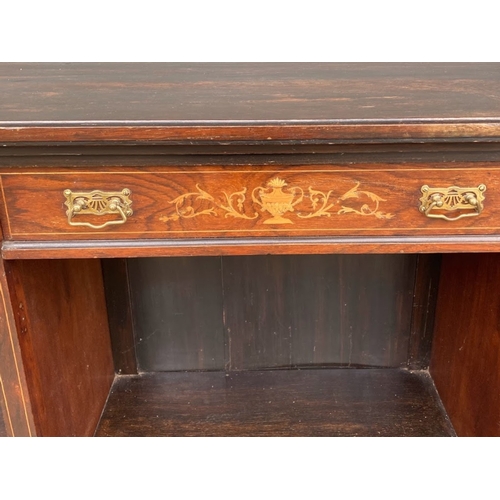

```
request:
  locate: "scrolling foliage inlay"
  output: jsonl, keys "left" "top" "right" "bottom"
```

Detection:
{"left": 160, "top": 178, "right": 393, "bottom": 224}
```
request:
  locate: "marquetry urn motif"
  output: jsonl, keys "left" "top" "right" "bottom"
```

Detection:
{"left": 252, "top": 178, "right": 303, "bottom": 224}
{"left": 160, "top": 177, "right": 393, "bottom": 225}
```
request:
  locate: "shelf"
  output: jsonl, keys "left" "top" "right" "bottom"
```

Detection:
{"left": 95, "top": 368, "right": 455, "bottom": 437}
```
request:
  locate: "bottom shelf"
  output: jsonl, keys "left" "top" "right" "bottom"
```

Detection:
{"left": 95, "top": 368, "right": 455, "bottom": 437}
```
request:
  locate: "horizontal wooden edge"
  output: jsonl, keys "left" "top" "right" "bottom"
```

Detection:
{"left": 1, "top": 123, "right": 500, "bottom": 144}
{"left": 3, "top": 235, "right": 500, "bottom": 259}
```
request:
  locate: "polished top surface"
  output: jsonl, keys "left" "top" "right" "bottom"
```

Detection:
{"left": 1, "top": 63, "right": 499, "bottom": 124}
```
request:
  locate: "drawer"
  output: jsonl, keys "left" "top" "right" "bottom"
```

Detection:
{"left": 0, "top": 166, "right": 499, "bottom": 241}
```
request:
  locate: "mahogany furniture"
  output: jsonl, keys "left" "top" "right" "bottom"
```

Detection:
{"left": 1, "top": 63, "right": 499, "bottom": 437}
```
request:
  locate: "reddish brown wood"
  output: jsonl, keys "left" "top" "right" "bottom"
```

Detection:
{"left": 0, "top": 167, "right": 498, "bottom": 242}
{"left": 101, "top": 259, "right": 137, "bottom": 374}
{"left": 0, "top": 390, "right": 7, "bottom": 436}
{"left": 5, "top": 259, "right": 115, "bottom": 436}
{"left": 0, "top": 224, "right": 35, "bottom": 436}
{"left": 6, "top": 235, "right": 500, "bottom": 260}
{"left": 95, "top": 369, "right": 455, "bottom": 437}
{"left": 431, "top": 254, "right": 500, "bottom": 436}
{"left": 1, "top": 123, "right": 500, "bottom": 144}
{"left": 1, "top": 63, "right": 500, "bottom": 144}
{"left": 1, "top": 63, "right": 499, "bottom": 437}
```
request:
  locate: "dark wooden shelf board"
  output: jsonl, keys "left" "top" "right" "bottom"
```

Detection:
{"left": 95, "top": 369, "right": 455, "bottom": 437}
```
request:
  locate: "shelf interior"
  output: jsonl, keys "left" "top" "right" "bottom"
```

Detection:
{"left": 95, "top": 368, "right": 455, "bottom": 437}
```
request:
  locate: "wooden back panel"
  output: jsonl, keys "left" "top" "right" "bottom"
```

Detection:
{"left": 126, "top": 254, "right": 420, "bottom": 372}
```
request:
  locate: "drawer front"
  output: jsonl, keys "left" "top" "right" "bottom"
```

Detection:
{"left": 1, "top": 166, "right": 499, "bottom": 241}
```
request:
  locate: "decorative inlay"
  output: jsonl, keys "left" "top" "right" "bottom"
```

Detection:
{"left": 159, "top": 177, "right": 394, "bottom": 224}
{"left": 160, "top": 185, "right": 258, "bottom": 222}
{"left": 337, "top": 183, "right": 394, "bottom": 219}
{"left": 252, "top": 178, "right": 303, "bottom": 224}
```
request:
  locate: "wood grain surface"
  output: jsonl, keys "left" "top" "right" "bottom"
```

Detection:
{"left": 0, "top": 381, "right": 8, "bottom": 436}
{"left": 0, "top": 224, "right": 35, "bottom": 436}
{"left": 0, "top": 166, "right": 498, "bottom": 241}
{"left": 223, "top": 255, "right": 415, "bottom": 370}
{"left": 1, "top": 63, "right": 498, "bottom": 438}
{"left": 5, "top": 259, "right": 115, "bottom": 436}
{"left": 101, "top": 259, "right": 137, "bottom": 374}
{"left": 9, "top": 234, "right": 500, "bottom": 260}
{"left": 95, "top": 369, "right": 455, "bottom": 437}
{"left": 123, "top": 255, "right": 419, "bottom": 372}
{"left": 127, "top": 257, "right": 225, "bottom": 371}
{"left": 1, "top": 63, "right": 499, "bottom": 143}
{"left": 407, "top": 254, "right": 441, "bottom": 369}
{"left": 1, "top": 63, "right": 498, "bottom": 122}
{"left": 431, "top": 253, "right": 500, "bottom": 436}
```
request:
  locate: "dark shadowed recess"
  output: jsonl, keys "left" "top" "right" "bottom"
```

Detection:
{"left": 126, "top": 254, "right": 418, "bottom": 372}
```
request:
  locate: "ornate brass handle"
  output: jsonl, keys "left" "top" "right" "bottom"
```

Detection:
{"left": 419, "top": 184, "right": 486, "bottom": 221}
{"left": 64, "top": 189, "right": 133, "bottom": 229}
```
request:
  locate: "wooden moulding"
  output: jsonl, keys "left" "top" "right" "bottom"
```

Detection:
{"left": 5, "top": 235, "right": 500, "bottom": 259}
{"left": 2, "top": 123, "right": 500, "bottom": 144}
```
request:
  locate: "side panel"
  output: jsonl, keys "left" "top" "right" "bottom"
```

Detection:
{"left": 0, "top": 255, "right": 35, "bottom": 436}
{"left": 5, "top": 259, "right": 115, "bottom": 436}
{"left": 431, "top": 253, "right": 500, "bottom": 436}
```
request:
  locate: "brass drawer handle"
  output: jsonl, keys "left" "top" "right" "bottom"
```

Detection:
{"left": 64, "top": 189, "right": 133, "bottom": 229}
{"left": 419, "top": 184, "right": 486, "bottom": 221}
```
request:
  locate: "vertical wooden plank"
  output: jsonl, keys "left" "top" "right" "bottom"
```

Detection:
{"left": 223, "top": 256, "right": 292, "bottom": 370}
{"left": 407, "top": 254, "right": 441, "bottom": 369}
{"left": 101, "top": 259, "right": 137, "bottom": 374}
{"left": 223, "top": 255, "right": 416, "bottom": 371}
{"left": 294, "top": 254, "right": 416, "bottom": 367}
{"left": 287, "top": 255, "right": 342, "bottom": 367}
{"left": 127, "top": 257, "right": 225, "bottom": 371}
{"left": 317, "top": 255, "right": 415, "bottom": 368}
{"left": 431, "top": 253, "right": 500, "bottom": 437}
{"left": 5, "top": 259, "right": 115, "bottom": 436}
{"left": 0, "top": 257, "right": 35, "bottom": 437}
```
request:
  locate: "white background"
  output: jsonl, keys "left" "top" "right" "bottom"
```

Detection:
{"left": 1, "top": 2, "right": 497, "bottom": 497}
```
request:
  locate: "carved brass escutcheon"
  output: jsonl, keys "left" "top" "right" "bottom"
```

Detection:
{"left": 419, "top": 184, "right": 486, "bottom": 221}
{"left": 64, "top": 189, "right": 133, "bottom": 229}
